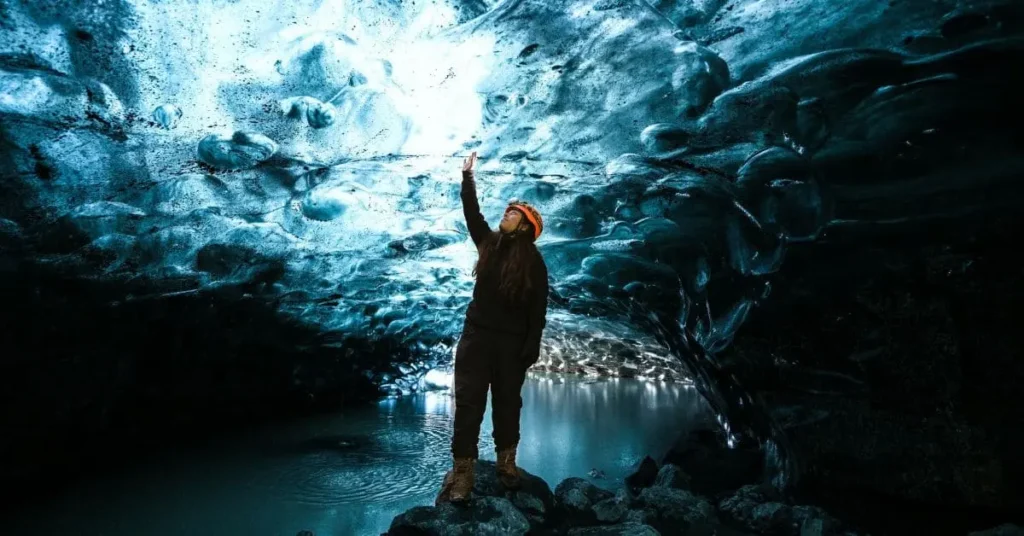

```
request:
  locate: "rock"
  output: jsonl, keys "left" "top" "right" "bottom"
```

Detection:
{"left": 592, "top": 496, "right": 628, "bottom": 523}
{"left": 797, "top": 518, "right": 832, "bottom": 536}
{"left": 653, "top": 464, "right": 691, "bottom": 490}
{"left": 750, "top": 502, "right": 794, "bottom": 534}
{"left": 718, "top": 485, "right": 843, "bottom": 535}
{"left": 197, "top": 131, "right": 278, "bottom": 170}
{"left": 567, "top": 523, "right": 661, "bottom": 536}
{"left": 636, "top": 486, "right": 718, "bottom": 535}
{"left": 433, "top": 460, "right": 553, "bottom": 532}
{"left": 662, "top": 428, "right": 763, "bottom": 497}
{"left": 790, "top": 505, "right": 843, "bottom": 536}
{"left": 970, "top": 525, "right": 1024, "bottom": 536}
{"left": 624, "top": 456, "right": 659, "bottom": 491}
{"left": 615, "top": 487, "right": 638, "bottom": 507}
{"left": 555, "top": 477, "right": 615, "bottom": 506}
{"left": 470, "top": 460, "right": 554, "bottom": 508}
{"left": 555, "top": 477, "right": 615, "bottom": 525}
{"left": 625, "top": 509, "right": 653, "bottom": 526}
{"left": 387, "top": 496, "right": 530, "bottom": 536}
{"left": 296, "top": 531, "right": 314, "bottom": 536}
{"left": 509, "top": 490, "right": 548, "bottom": 528}
{"left": 719, "top": 484, "right": 782, "bottom": 516}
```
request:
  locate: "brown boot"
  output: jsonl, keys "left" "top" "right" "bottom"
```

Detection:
{"left": 496, "top": 445, "right": 523, "bottom": 489}
{"left": 449, "top": 457, "right": 476, "bottom": 502}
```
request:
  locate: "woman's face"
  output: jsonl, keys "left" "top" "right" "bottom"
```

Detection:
{"left": 499, "top": 208, "right": 523, "bottom": 233}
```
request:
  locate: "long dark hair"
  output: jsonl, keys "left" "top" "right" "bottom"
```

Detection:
{"left": 473, "top": 226, "right": 538, "bottom": 304}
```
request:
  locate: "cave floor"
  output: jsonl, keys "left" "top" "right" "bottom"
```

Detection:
{"left": 3, "top": 373, "right": 709, "bottom": 536}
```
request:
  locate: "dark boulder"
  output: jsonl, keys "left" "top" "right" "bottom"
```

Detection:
{"left": 433, "top": 460, "right": 554, "bottom": 532}
{"left": 718, "top": 484, "right": 846, "bottom": 536}
{"left": 625, "top": 486, "right": 718, "bottom": 536}
{"left": 592, "top": 496, "right": 629, "bottom": 523}
{"left": 662, "top": 428, "right": 763, "bottom": 497}
{"left": 653, "top": 463, "right": 691, "bottom": 490}
{"left": 554, "top": 476, "right": 616, "bottom": 526}
{"left": 624, "top": 455, "right": 659, "bottom": 492}
{"left": 566, "top": 523, "right": 661, "bottom": 536}
{"left": 388, "top": 496, "right": 530, "bottom": 536}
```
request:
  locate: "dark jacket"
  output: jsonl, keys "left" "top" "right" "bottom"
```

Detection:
{"left": 460, "top": 169, "right": 549, "bottom": 365}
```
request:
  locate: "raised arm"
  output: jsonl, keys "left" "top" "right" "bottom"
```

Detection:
{"left": 460, "top": 152, "right": 491, "bottom": 246}
{"left": 520, "top": 255, "right": 549, "bottom": 368}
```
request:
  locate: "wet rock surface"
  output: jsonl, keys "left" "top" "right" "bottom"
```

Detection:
{"left": 390, "top": 496, "right": 532, "bottom": 536}
{"left": 662, "top": 428, "right": 764, "bottom": 498}
{"left": 624, "top": 456, "right": 659, "bottom": 492}
{"left": 387, "top": 458, "right": 853, "bottom": 536}
{"left": 423, "top": 460, "right": 555, "bottom": 534}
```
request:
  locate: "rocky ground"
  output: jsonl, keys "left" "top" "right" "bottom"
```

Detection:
{"left": 379, "top": 454, "right": 1024, "bottom": 536}
{"left": 388, "top": 457, "right": 846, "bottom": 536}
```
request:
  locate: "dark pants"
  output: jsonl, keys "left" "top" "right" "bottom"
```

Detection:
{"left": 451, "top": 320, "right": 529, "bottom": 459}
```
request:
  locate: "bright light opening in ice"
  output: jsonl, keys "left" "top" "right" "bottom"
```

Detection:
{"left": 129, "top": 0, "right": 496, "bottom": 158}
{"left": 389, "top": 34, "right": 497, "bottom": 156}
{"left": 423, "top": 368, "right": 454, "bottom": 390}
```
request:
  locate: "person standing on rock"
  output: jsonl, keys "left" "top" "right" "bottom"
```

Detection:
{"left": 442, "top": 150, "right": 550, "bottom": 503}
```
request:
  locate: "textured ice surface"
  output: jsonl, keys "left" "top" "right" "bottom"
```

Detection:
{"left": 1, "top": 0, "right": 1022, "bottom": 438}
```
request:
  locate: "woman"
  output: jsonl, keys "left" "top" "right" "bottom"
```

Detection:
{"left": 443, "top": 150, "right": 549, "bottom": 503}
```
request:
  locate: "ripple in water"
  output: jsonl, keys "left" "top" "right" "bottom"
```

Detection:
{"left": 253, "top": 413, "right": 455, "bottom": 505}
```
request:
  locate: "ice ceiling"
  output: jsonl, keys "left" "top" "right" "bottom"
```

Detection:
{"left": 1, "top": 0, "right": 1021, "bottom": 432}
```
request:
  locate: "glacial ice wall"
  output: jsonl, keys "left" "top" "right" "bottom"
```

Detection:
{"left": 2, "top": 0, "right": 1023, "bottom": 455}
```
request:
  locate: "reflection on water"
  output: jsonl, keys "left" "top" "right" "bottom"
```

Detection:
{"left": 7, "top": 374, "right": 710, "bottom": 536}
{"left": 519, "top": 374, "right": 709, "bottom": 484}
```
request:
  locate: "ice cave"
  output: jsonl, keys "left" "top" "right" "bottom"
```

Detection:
{"left": 0, "top": 0, "right": 1022, "bottom": 534}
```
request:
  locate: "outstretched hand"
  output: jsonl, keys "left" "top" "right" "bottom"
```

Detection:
{"left": 462, "top": 151, "right": 477, "bottom": 173}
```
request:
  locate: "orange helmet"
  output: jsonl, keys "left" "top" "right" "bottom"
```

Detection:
{"left": 505, "top": 201, "right": 543, "bottom": 239}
